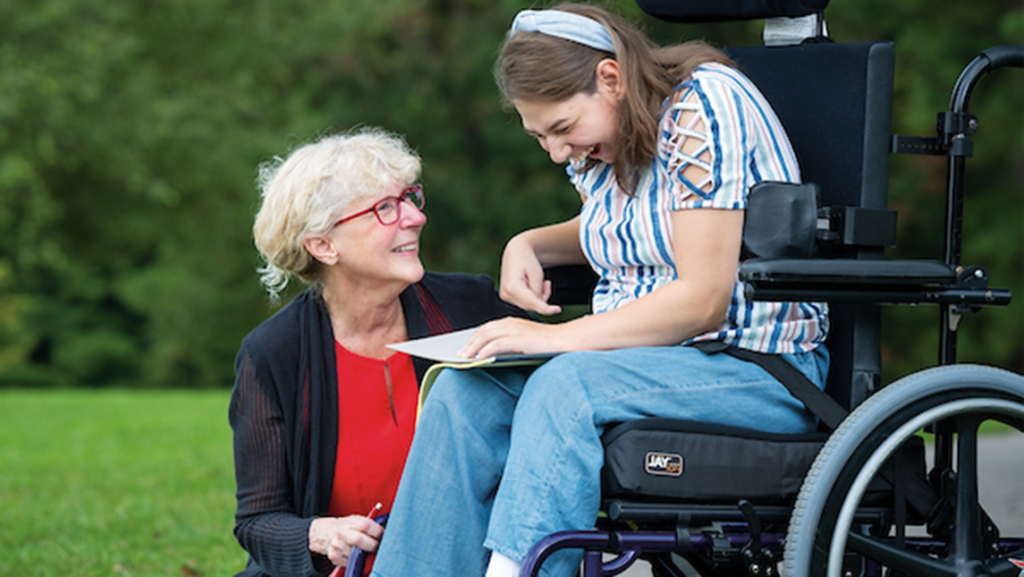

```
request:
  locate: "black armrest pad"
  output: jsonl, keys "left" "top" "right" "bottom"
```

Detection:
{"left": 741, "top": 258, "right": 955, "bottom": 286}
{"left": 544, "top": 264, "right": 599, "bottom": 306}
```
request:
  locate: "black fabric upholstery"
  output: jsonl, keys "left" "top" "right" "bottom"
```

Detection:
{"left": 725, "top": 42, "right": 894, "bottom": 213}
{"left": 601, "top": 419, "right": 930, "bottom": 512}
{"left": 728, "top": 41, "right": 895, "bottom": 411}
{"left": 637, "top": 0, "right": 828, "bottom": 22}
{"left": 602, "top": 419, "right": 827, "bottom": 503}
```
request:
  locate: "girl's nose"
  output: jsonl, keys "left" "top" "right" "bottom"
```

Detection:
{"left": 543, "top": 137, "right": 572, "bottom": 164}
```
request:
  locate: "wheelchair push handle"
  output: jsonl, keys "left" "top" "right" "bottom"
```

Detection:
{"left": 949, "top": 44, "right": 1024, "bottom": 114}
{"left": 980, "top": 44, "right": 1024, "bottom": 70}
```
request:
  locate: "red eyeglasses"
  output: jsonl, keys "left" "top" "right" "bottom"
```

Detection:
{"left": 333, "top": 184, "right": 425, "bottom": 227}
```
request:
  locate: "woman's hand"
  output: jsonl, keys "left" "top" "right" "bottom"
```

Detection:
{"left": 499, "top": 234, "right": 562, "bottom": 316}
{"left": 308, "top": 515, "right": 384, "bottom": 568}
{"left": 458, "top": 317, "right": 569, "bottom": 360}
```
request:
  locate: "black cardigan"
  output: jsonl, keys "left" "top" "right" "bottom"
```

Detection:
{"left": 229, "top": 272, "right": 527, "bottom": 576}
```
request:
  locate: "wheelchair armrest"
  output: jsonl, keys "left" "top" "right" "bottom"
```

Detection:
{"left": 544, "top": 257, "right": 1011, "bottom": 308}
{"left": 742, "top": 258, "right": 955, "bottom": 285}
{"left": 544, "top": 265, "right": 599, "bottom": 307}
{"left": 740, "top": 258, "right": 1011, "bottom": 307}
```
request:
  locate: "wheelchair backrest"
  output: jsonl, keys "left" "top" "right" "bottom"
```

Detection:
{"left": 723, "top": 41, "right": 896, "bottom": 410}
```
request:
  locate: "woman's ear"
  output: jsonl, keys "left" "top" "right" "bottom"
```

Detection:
{"left": 303, "top": 235, "right": 340, "bottom": 266}
{"left": 595, "top": 59, "right": 625, "bottom": 99}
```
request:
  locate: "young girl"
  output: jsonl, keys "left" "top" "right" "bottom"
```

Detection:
{"left": 371, "top": 5, "right": 829, "bottom": 577}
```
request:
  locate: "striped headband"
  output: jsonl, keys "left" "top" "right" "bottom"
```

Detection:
{"left": 509, "top": 9, "right": 616, "bottom": 54}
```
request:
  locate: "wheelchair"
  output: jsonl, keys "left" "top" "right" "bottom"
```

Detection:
{"left": 346, "top": 1, "right": 1024, "bottom": 575}
{"left": 517, "top": 2, "right": 1024, "bottom": 576}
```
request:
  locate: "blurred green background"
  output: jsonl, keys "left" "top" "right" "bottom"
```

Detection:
{"left": 1, "top": 0, "right": 1021, "bottom": 389}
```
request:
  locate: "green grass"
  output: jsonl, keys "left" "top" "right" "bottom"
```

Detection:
{"left": 0, "top": 389, "right": 248, "bottom": 577}
{"left": 2, "top": 389, "right": 1016, "bottom": 576}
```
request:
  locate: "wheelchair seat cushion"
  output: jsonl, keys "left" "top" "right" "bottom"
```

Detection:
{"left": 601, "top": 418, "right": 827, "bottom": 503}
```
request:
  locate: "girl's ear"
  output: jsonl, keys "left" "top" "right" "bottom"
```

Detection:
{"left": 595, "top": 58, "right": 625, "bottom": 99}
{"left": 303, "top": 235, "right": 340, "bottom": 266}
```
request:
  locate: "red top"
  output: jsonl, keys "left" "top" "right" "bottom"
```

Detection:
{"left": 328, "top": 343, "right": 418, "bottom": 572}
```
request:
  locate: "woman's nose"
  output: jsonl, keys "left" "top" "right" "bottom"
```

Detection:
{"left": 398, "top": 202, "right": 427, "bottom": 227}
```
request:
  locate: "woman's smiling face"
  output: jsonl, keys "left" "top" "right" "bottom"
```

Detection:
{"left": 329, "top": 179, "right": 427, "bottom": 288}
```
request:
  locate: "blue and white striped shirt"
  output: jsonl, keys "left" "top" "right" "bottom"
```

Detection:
{"left": 569, "top": 63, "right": 828, "bottom": 354}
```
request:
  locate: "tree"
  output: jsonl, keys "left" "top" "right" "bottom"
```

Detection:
{"left": 0, "top": 0, "right": 1019, "bottom": 388}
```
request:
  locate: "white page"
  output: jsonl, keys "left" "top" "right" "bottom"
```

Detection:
{"left": 388, "top": 327, "right": 559, "bottom": 365}
{"left": 387, "top": 328, "right": 479, "bottom": 364}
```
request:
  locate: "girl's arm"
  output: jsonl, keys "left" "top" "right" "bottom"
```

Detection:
{"left": 460, "top": 207, "right": 742, "bottom": 359}
{"left": 498, "top": 216, "right": 587, "bottom": 315}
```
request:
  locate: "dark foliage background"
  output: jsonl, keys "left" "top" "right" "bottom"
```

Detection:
{"left": 1, "top": 0, "right": 1020, "bottom": 388}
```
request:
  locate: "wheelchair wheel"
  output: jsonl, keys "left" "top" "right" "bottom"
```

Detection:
{"left": 783, "top": 364, "right": 1024, "bottom": 577}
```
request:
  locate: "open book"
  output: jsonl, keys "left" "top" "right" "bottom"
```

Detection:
{"left": 387, "top": 327, "right": 558, "bottom": 418}
{"left": 387, "top": 327, "right": 557, "bottom": 364}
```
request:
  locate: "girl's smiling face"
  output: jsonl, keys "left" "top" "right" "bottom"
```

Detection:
{"left": 514, "top": 59, "right": 624, "bottom": 165}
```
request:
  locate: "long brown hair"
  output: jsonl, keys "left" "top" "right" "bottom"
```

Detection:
{"left": 496, "top": 3, "right": 733, "bottom": 194}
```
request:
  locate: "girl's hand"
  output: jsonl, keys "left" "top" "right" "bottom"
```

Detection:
{"left": 308, "top": 515, "right": 384, "bottom": 568}
{"left": 499, "top": 234, "right": 563, "bottom": 316}
{"left": 458, "top": 317, "right": 568, "bottom": 360}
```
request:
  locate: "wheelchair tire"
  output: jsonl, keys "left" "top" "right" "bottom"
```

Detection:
{"left": 782, "top": 364, "right": 1024, "bottom": 577}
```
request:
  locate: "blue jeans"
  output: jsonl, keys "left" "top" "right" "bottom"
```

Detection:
{"left": 371, "top": 345, "right": 829, "bottom": 577}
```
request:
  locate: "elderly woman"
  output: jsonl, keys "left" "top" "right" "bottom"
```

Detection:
{"left": 229, "top": 127, "right": 526, "bottom": 577}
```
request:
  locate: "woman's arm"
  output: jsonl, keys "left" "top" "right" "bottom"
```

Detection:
{"left": 231, "top": 351, "right": 322, "bottom": 575}
{"left": 460, "top": 207, "right": 742, "bottom": 359}
{"left": 232, "top": 348, "right": 344, "bottom": 576}
{"left": 498, "top": 216, "right": 587, "bottom": 315}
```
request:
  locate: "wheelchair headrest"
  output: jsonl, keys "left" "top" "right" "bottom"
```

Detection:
{"left": 637, "top": 0, "right": 828, "bottom": 23}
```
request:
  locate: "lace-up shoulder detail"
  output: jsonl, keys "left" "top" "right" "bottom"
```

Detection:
{"left": 662, "top": 86, "right": 715, "bottom": 197}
